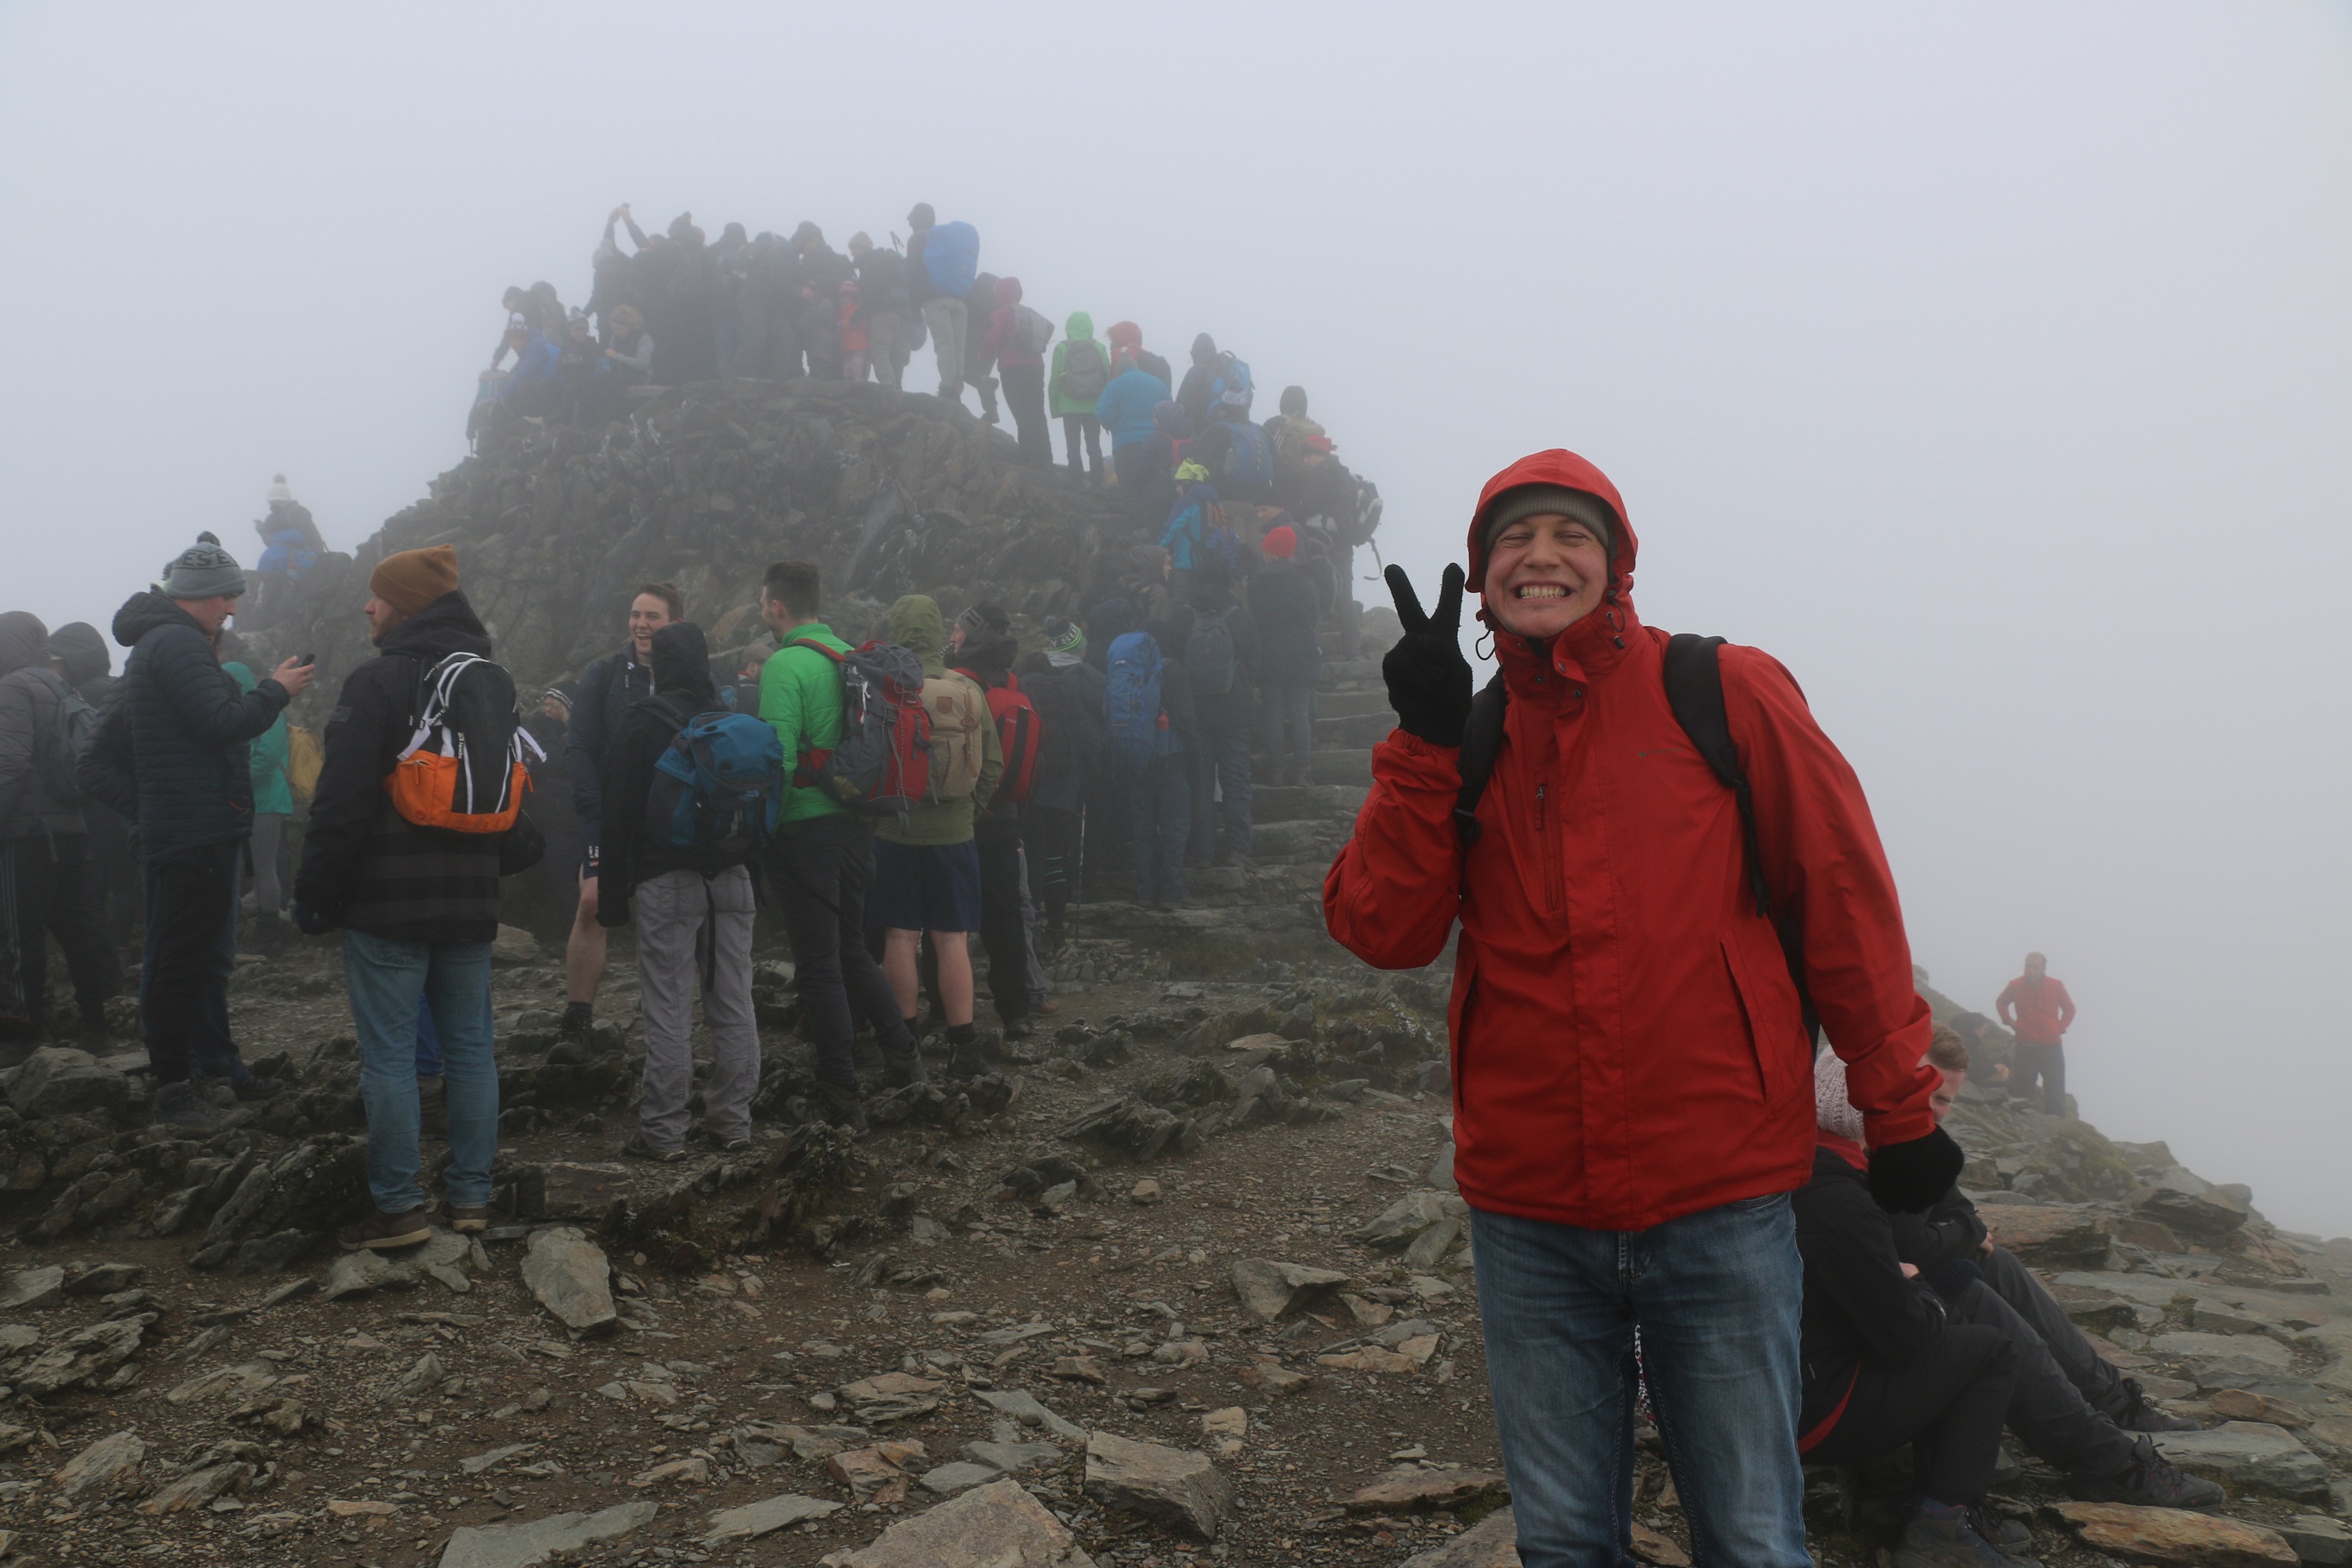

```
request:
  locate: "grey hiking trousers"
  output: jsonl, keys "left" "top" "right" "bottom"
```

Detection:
{"left": 634, "top": 866, "right": 760, "bottom": 1149}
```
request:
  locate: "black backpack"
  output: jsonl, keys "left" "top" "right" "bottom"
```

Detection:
{"left": 29, "top": 670, "right": 98, "bottom": 807}
{"left": 1453, "top": 634, "right": 1818, "bottom": 1040}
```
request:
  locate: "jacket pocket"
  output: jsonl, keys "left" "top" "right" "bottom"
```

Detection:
{"left": 1723, "top": 934, "right": 1806, "bottom": 1106}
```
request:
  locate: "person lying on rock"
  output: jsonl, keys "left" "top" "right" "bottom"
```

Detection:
{"left": 1326, "top": 448, "right": 1960, "bottom": 1568}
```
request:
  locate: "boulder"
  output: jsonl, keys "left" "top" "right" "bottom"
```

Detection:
{"left": 821, "top": 1476, "right": 1095, "bottom": 1566}
{"left": 2136, "top": 1168, "right": 2251, "bottom": 1238}
{"left": 2045, "top": 1501, "right": 2297, "bottom": 1568}
{"left": 703, "top": 1491, "right": 840, "bottom": 1545}
{"left": 0, "top": 1264, "right": 64, "bottom": 1310}
{"left": 972, "top": 1386, "right": 1086, "bottom": 1441}
{"left": 438, "top": 1500, "right": 658, "bottom": 1568}
{"left": 492, "top": 926, "right": 540, "bottom": 966}
{"left": 1980, "top": 1204, "right": 2112, "bottom": 1265}
{"left": 520, "top": 1226, "right": 616, "bottom": 1335}
{"left": 2155, "top": 1422, "right": 2331, "bottom": 1501}
{"left": 918, "top": 1461, "right": 1003, "bottom": 1495}
{"left": 2279, "top": 1516, "right": 2352, "bottom": 1567}
{"left": 1082, "top": 1430, "right": 1234, "bottom": 1541}
{"left": 5, "top": 1048, "right": 131, "bottom": 1118}
{"left": 52, "top": 1430, "right": 145, "bottom": 1499}
{"left": 1355, "top": 1191, "right": 1467, "bottom": 1251}
{"left": 15, "top": 1314, "right": 153, "bottom": 1397}
{"left": 1229, "top": 1257, "right": 1349, "bottom": 1320}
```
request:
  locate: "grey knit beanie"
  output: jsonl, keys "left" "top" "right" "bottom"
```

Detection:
{"left": 163, "top": 542, "right": 247, "bottom": 599}
{"left": 1481, "top": 484, "right": 1613, "bottom": 560}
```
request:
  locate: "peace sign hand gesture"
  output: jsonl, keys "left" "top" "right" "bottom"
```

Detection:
{"left": 1381, "top": 563, "right": 1474, "bottom": 748}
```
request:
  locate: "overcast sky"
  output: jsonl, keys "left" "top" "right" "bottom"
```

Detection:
{"left": 4, "top": 3, "right": 2347, "bottom": 1234}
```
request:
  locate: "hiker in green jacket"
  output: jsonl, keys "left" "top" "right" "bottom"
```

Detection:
{"left": 756, "top": 560, "right": 921, "bottom": 1132}
{"left": 1050, "top": 310, "right": 1112, "bottom": 483}
{"left": 871, "top": 594, "right": 1001, "bottom": 1081}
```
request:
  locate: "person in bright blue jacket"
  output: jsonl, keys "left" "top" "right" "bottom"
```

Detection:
{"left": 1098, "top": 360, "right": 1173, "bottom": 535}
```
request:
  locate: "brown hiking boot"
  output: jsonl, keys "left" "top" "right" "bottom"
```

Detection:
{"left": 447, "top": 1204, "right": 489, "bottom": 1234}
{"left": 338, "top": 1206, "right": 432, "bottom": 1252}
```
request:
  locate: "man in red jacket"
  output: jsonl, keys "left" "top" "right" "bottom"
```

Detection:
{"left": 1326, "top": 450, "right": 1957, "bottom": 1568}
{"left": 1995, "top": 952, "right": 2075, "bottom": 1117}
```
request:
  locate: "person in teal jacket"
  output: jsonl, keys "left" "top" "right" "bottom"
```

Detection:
{"left": 225, "top": 658, "right": 293, "bottom": 949}
{"left": 1050, "top": 310, "right": 1112, "bottom": 481}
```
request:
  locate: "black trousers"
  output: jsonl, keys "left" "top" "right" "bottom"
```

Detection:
{"left": 764, "top": 814, "right": 911, "bottom": 1088}
{"left": 1001, "top": 363, "right": 1051, "bottom": 466}
{"left": 1061, "top": 413, "right": 1103, "bottom": 478}
{"left": 1804, "top": 1323, "right": 2018, "bottom": 1504}
{"left": 1023, "top": 805, "right": 1078, "bottom": 931}
{"left": 974, "top": 826, "right": 1030, "bottom": 1023}
{"left": 1976, "top": 1243, "right": 2128, "bottom": 1420}
{"left": 83, "top": 807, "right": 138, "bottom": 951}
{"left": 1944, "top": 1276, "right": 2136, "bottom": 1479}
{"left": 142, "top": 840, "right": 242, "bottom": 1084}
{"left": 2013, "top": 1042, "right": 2066, "bottom": 1116}
{"left": 1081, "top": 769, "right": 1132, "bottom": 899}
{"left": 1, "top": 833, "right": 114, "bottom": 1033}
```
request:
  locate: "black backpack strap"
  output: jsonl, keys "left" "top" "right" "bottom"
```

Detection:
{"left": 1660, "top": 633, "right": 1819, "bottom": 1040}
{"left": 1452, "top": 672, "right": 1508, "bottom": 846}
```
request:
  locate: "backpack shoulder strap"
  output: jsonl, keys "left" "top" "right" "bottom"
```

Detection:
{"left": 787, "top": 636, "right": 847, "bottom": 665}
{"left": 1452, "top": 672, "right": 1508, "bottom": 846}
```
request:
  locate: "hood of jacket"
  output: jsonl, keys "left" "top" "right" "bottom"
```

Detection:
{"left": 889, "top": 594, "right": 947, "bottom": 671}
{"left": 995, "top": 277, "right": 1023, "bottom": 308}
{"left": 1064, "top": 309, "right": 1094, "bottom": 340}
{"left": 1106, "top": 320, "right": 1142, "bottom": 361}
{"left": 1190, "top": 333, "right": 1217, "bottom": 368}
{"left": 377, "top": 591, "right": 493, "bottom": 664}
{"left": 1464, "top": 449, "right": 1637, "bottom": 597}
{"left": 48, "top": 622, "right": 109, "bottom": 685}
{"left": 1467, "top": 449, "right": 1644, "bottom": 698}
{"left": 648, "top": 622, "right": 716, "bottom": 702}
{"left": 0, "top": 611, "right": 48, "bottom": 678}
{"left": 112, "top": 589, "right": 197, "bottom": 650}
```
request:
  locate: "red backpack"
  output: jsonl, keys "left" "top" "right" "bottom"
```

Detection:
{"left": 789, "top": 638, "right": 934, "bottom": 816}
{"left": 954, "top": 667, "right": 1043, "bottom": 805}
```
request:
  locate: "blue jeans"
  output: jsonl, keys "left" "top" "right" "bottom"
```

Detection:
{"left": 340, "top": 930, "right": 499, "bottom": 1215}
{"left": 1128, "top": 760, "right": 1189, "bottom": 904}
{"left": 1471, "top": 1198, "right": 1810, "bottom": 1568}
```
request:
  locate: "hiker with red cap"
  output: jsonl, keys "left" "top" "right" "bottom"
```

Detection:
{"left": 1325, "top": 450, "right": 1958, "bottom": 1568}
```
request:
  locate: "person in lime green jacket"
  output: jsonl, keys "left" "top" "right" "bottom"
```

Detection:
{"left": 754, "top": 559, "right": 920, "bottom": 1130}
{"left": 225, "top": 658, "right": 292, "bottom": 946}
{"left": 1050, "top": 310, "right": 1112, "bottom": 482}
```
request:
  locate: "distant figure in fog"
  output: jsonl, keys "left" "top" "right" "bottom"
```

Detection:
{"left": 1995, "top": 952, "right": 2075, "bottom": 1117}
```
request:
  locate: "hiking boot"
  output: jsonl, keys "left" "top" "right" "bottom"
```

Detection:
{"left": 621, "top": 1132, "right": 686, "bottom": 1164}
{"left": 814, "top": 1081, "right": 869, "bottom": 1135}
{"left": 879, "top": 1046, "right": 928, "bottom": 1090}
{"left": 153, "top": 1078, "right": 224, "bottom": 1130}
{"left": 721, "top": 1135, "right": 755, "bottom": 1155}
{"left": 1035, "top": 997, "right": 1060, "bottom": 1017}
{"left": 2067, "top": 1436, "right": 2224, "bottom": 1511}
{"left": 1893, "top": 1506, "right": 2042, "bottom": 1568}
{"left": 558, "top": 1001, "right": 594, "bottom": 1043}
{"left": 339, "top": 1206, "right": 432, "bottom": 1251}
{"left": 417, "top": 1074, "right": 448, "bottom": 1136}
{"left": 232, "top": 1075, "right": 284, "bottom": 1104}
{"left": 2111, "top": 1377, "right": 2201, "bottom": 1433}
{"left": 945, "top": 1040, "right": 993, "bottom": 1082}
{"left": 851, "top": 1039, "right": 887, "bottom": 1083}
{"left": 447, "top": 1204, "right": 489, "bottom": 1234}
{"left": 1967, "top": 1506, "right": 2034, "bottom": 1556}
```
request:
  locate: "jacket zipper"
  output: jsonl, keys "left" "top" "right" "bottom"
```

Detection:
{"left": 1534, "top": 777, "right": 1564, "bottom": 913}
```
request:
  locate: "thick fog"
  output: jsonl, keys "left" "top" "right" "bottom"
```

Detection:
{"left": 4, "top": 4, "right": 2346, "bottom": 1234}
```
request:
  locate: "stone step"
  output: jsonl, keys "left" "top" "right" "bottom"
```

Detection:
{"left": 1309, "top": 748, "right": 1374, "bottom": 786}
{"left": 1321, "top": 658, "right": 1382, "bottom": 687}
{"left": 1313, "top": 689, "right": 1394, "bottom": 720}
{"left": 1316, "top": 711, "right": 1397, "bottom": 749}
{"left": 1251, "top": 784, "right": 1368, "bottom": 824}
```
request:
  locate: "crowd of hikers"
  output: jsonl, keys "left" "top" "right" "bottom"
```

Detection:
{"left": 0, "top": 220, "right": 2210, "bottom": 1568}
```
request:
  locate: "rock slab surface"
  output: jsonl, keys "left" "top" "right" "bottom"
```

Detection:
{"left": 438, "top": 1499, "right": 658, "bottom": 1568}
{"left": 2046, "top": 1501, "right": 2298, "bottom": 1568}
{"left": 821, "top": 1475, "right": 1095, "bottom": 1566}
{"left": 520, "top": 1226, "right": 616, "bottom": 1334}
{"left": 1083, "top": 1429, "right": 1234, "bottom": 1541}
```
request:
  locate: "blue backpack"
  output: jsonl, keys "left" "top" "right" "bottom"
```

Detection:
{"left": 1104, "top": 632, "right": 1176, "bottom": 773}
{"left": 1208, "top": 352, "right": 1253, "bottom": 419}
{"left": 641, "top": 701, "right": 786, "bottom": 861}
{"left": 1218, "top": 420, "right": 1272, "bottom": 488}
{"left": 922, "top": 221, "right": 979, "bottom": 298}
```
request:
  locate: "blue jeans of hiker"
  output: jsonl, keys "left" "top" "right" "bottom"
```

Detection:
{"left": 1471, "top": 1197, "right": 1810, "bottom": 1568}
{"left": 341, "top": 930, "right": 499, "bottom": 1216}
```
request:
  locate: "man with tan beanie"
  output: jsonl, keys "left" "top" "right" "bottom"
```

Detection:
{"left": 296, "top": 543, "right": 508, "bottom": 1250}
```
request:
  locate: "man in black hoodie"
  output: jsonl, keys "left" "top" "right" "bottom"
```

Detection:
{"left": 295, "top": 545, "right": 500, "bottom": 1252}
{"left": 114, "top": 542, "right": 314, "bottom": 1127}
{"left": 595, "top": 622, "right": 763, "bottom": 1161}
{"left": 0, "top": 611, "right": 113, "bottom": 1057}
{"left": 51, "top": 622, "right": 136, "bottom": 974}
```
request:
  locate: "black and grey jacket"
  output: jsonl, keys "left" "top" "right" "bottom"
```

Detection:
{"left": 112, "top": 591, "right": 287, "bottom": 861}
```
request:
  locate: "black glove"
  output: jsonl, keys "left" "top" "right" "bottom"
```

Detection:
{"left": 1382, "top": 563, "right": 1473, "bottom": 748}
{"left": 1869, "top": 1125, "right": 1965, "bottom": 1213}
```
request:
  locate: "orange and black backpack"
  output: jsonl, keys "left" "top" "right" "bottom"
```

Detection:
{"left": 385, "top": 652, "right": 539, "bottom": 833}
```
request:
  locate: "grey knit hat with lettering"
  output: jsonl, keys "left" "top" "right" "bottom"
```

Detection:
{"left": 162, "top": 542, "right": 247, "bottom": 599}
{"left": 1480, "top": 484, "right": 1612, "bottom": 560}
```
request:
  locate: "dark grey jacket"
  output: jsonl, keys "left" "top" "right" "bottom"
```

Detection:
{"left": 0, "top": 612, "right": 83, "bottom": 838}
{"left": 566, "top": 642, "right": 654, "bottom": 824}
{"left": 1247, "top": 560, "right": 1322, "bottom": 689}
{"left": 112, "top": 591, "right": 287, "bottom": 861}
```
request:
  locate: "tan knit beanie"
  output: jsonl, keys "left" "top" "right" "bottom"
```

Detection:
{"left": 369, "top": 545, "right": 458, "bottom": 616}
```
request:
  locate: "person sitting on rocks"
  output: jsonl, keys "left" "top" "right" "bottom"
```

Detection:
{"left": 594, "top": 622, "right": 763, "bottom": 1163}
{"left": 554, "top": 308, "right": 609, "bottom": 426}
{"left": 1816, "top": 1044, "right": 2224, "bottom": 1528}
{"left": 1896, "top": 1032, "right": 2214, "bottom": 1468}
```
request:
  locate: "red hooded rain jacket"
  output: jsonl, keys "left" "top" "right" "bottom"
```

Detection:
{"left": 1324, "top": 450, "right": 1939, "bottom": 1232}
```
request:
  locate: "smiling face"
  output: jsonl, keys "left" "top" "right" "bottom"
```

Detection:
{"left": 1480, "top": 499, "right": 1614, "bottom": 641}
{"left": 628, "top": 592, "right": 673, "bottom": 656}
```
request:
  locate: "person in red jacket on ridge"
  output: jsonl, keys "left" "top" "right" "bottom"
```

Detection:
{"left": 1325, "top": 449, "right": 1962, "bottom": 1568}
{"left": 1995, "top": 952, "right": 2074, "bottom": 1118}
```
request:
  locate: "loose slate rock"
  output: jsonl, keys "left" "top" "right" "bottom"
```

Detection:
{"left": 2278, "top": 1516, "right": 2352, "bottom": 1566}
{"left": 0, "top": 1265, "right": 64, "bottom": 1311}
{"left": 2046, "top": 1500, "right": 2298, "bottom": 1568}
{"left": 920, "top": 1461, "right": 1004, "bottom": 1495}
{"left": 1229, "top": 1258, "right": 1349, "bottom": 1320}
{"left": 823, "top": 1475, "right": 1096, "bottom": 1567}
{"left": 6, "top": 1047, "right": 131, "bottom": 1117}
{"left": 2155, "top": 1422, "right": 2331, "bottom": 1501}
{"left": 1083, "top": 1430, "right": 1234, "bottom": 1541}
{"left": 1345, "top": 1467, "right": 1510, "bottom": 1513}
{"left": 52, "top": 1430, "right": 145, "bottom": 1499}
{"left": 704, "top": 1491, "right": 840, "bottom": 1544}
{"left": 1401, "top": 1504, "right": 1522, "bottom": 1566}
{"left": 520, "top": 1226, "right": 616, "bottom": 1335}
{"left": 438, "top": 1499, "right": 659, "bottom": 1568}
{"left": 973, "top": 1386, "right": 1085, "bottom": 1441}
